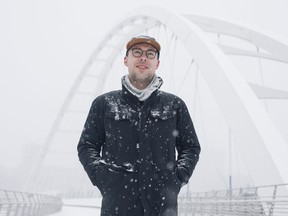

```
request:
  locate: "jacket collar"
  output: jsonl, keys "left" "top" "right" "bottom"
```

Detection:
{"left": 121, "top": 84, "right": 159, "bottom": 108}
{"left": 121, "top": 75, "right": 163, "bottom": 101}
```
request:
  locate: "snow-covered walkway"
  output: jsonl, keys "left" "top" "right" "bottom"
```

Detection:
{"left": 50, "top": 198, "right": 101, "bottom": 216}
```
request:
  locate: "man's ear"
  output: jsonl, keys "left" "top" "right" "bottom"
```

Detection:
{"left": 124, "top": 56, "right": 128, "bottom": 66}
{"left": 156, "top": 60, "right": 160, "bottom": 69}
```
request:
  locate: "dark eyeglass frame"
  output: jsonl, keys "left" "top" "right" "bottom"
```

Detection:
{"left": 130, "top": 48, "right": 158, "bottom": 59}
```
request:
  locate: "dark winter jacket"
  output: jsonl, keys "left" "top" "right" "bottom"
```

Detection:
{"left": 77, "top": 85, "right": 201, "bottom": 216}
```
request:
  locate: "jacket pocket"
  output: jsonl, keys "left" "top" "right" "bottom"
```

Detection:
{"left": 150, "top": 108, "right": 175, "bottom": 120}
{"left": 153, "top": 169, "right": 181, "bottom": 196}
{"left": 105, "top": 110, "right": 131, "bottom": 121}
{"left": 91, "top": 164, "right": 108, "bottom": 193}
{"left": 92, "top": 164, "right": 125, "bottom": 196}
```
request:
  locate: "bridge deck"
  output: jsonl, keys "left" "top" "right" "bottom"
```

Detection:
{"left": 50, "top": 198, "right": 101, "bottom": 216}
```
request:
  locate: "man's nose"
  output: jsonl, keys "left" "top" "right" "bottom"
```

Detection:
{"left": 140, "top": 55, "right": 147, "bottom": 61}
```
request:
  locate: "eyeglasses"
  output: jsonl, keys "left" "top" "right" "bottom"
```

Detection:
{"left": 131, "top": 48, "right": 157, "bottom": 59}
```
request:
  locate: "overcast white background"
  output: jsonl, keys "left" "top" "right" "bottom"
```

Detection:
{"left": 1, "top": 0, "right": 288, "bottom": 175}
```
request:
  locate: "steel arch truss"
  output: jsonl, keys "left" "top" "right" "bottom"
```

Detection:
{"left": 28, "top": 6, "right": 288, "bottom": 191}
{"left": 93, "top": 6, "right": 288, "bottom": 186}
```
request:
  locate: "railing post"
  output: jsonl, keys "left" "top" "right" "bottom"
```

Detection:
{"left": 178, "top": 183, "right": 288, "bottom": 216}
{"left": 268, "top": 185, "right": 277, "bottom": 216}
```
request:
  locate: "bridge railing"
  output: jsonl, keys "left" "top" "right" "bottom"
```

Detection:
{"left": 0, "top": 189, "right": 62, "bottom": 216}
{"left": 179, "top": 183, "right": 288, "bottom": 216}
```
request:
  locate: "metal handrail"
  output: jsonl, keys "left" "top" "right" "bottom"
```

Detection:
{"left": 0, "top": 189, "right": 62, "bottom": 216}
{"left": 179, "top": 183, "right": 288, "bottom": 216}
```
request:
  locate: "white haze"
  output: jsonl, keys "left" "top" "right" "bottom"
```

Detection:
{"left": 0, "top": 0, "right": 288, "bottom": 191}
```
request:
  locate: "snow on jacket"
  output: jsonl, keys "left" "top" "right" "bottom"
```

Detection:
{"left": 77, "top": 84, "right": 201, "bottom": 215}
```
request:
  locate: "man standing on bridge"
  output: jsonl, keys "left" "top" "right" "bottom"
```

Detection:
{"left": 77, "top": 35, "right": 201, "bottom": 216}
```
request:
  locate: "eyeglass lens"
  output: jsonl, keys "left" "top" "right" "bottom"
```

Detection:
{"left": 131, "top": 48, "right": 157, "bottom": 59}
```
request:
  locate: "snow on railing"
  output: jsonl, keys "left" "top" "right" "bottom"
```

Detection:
{"left": 0, "top": 189, "right": 62, "bottom": 216}
{"left": 178, "top": 183, "right": 288, "bottom": 216}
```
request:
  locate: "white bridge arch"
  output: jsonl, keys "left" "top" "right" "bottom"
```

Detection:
{"left": 26, "top": 6, "right": 288, "bottom": 194}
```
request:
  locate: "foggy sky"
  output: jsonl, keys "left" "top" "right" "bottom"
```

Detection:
{"left": 0, "top": 0, "right": 287, "bottom": 175}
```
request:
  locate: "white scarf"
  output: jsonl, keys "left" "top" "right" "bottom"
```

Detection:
{"left": 122, "top": 75, "right": 163, "bottom": 101}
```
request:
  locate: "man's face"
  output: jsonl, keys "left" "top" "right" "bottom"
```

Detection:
{"left": 124, "top": 43, "right": 160, "bottom": 85}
